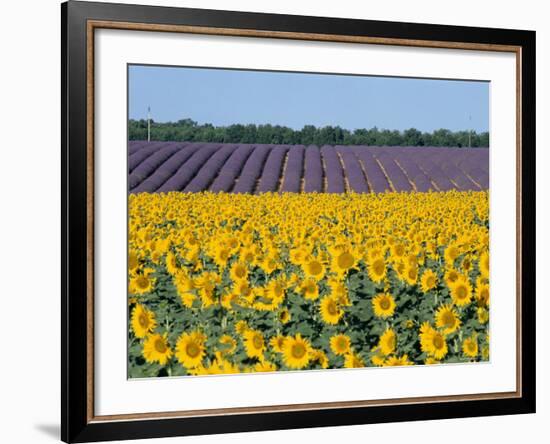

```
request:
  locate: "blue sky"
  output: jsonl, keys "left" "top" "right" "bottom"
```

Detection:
{"left": 128, "top": 65, "right": 489, "bottom": 133}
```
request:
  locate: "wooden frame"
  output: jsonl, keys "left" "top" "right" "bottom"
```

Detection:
{"left": 62, "top": 1, "right": 536, "bottom": 442}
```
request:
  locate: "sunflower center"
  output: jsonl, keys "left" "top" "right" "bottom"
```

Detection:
{"left": 186, "top": 342, "right": 200, "bottom": 358}
{"left": 433, "top": 335, "right": 444, "bottom": 349}
{"left": 273, "top": 283, "right": 283, "bottom": 297}
{"left": 379, "top": 297, "right": 391, "bottom": 310}
{"left": 154, "top": 338, "right": 167, "bottom": 353}
{"left": 327, "top": 300, "right": 338, "bottom": 315}
{"left": 456, "top": 285, "right": 467, "bottom": 299}
{"left": 291, "top": 343, "right": 306, "bottom": 359}
{"left": 480, "top": 288, "right": 489, "bottom": 303}
{"left": 337, "top": 338, "right": 347, "bottom": 350}
{"left": 136, "top": 276, "right": 149, "bottom": 289}
{"left": 138, "top": 313, "right": 148, "bottom": 328}
{"left": 448, "top": 247, "right": 458, "bottom": 260}
{"left": 308, "top": 261, "right": 322, "bottom": 275}
{"left": 235, "top": 266, "right": 246, "bottom": 278}
{"left": 426, "top": 276, "right": 435, "bottom": 287}
{"left": 128, "top": 253, "right": 138, "bottom": 270}
{"left": 253, "top": 335, "right": 263, "bottom": 349}
{"left": 373, "top": 260, "right": 384, "bottom": 275}
{"left": 337, "top": 252, "right": 354, "bottom": 269}
{"left": 442, "top": 312, "right": 455, "bottom": 327}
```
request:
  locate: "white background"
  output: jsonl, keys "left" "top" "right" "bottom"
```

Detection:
{"left": 0, "top": 0, "right": 547, "bottom": 443}
{"left": 95, "top": 29, "right": 517, "bottom": 415}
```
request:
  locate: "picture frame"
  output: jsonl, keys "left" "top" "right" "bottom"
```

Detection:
{"left": 61, "top": 1, "right": 536, "bottom": 442}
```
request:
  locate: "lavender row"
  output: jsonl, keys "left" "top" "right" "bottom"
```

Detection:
{"left": 320, "top": 145, "right": 345, "bottom": 193}
{"left": 281, "top": 145, "right": 305, "bottom": 193}
{"left": 156, "top": 144, "right": 221, "bottom": 192}
{"left": 132, "top": 143, "right": 202, "bottom": 193}
{"left": 184, "top": 144, "right": 239, "bottom": 193}
{"left": 209, "top": 144, "right": 255, "bottom": 193}
{"left": 257, "top": 146, "right": 289, "bottom": 193}
{"left": 233, "top": 145, "right": 272, "bottom": 194}
{"left": 303, "top": 145, "right": 324, "bottom": 192}
{"left": 335, "top": 146, "right": 369, "bottom": 193}
{"left": 353, "top": 149, "right": 391, "bottom": 193}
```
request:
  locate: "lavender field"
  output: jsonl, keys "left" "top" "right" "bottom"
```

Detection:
{"left": 128, "top": 141, "right": 488, "bottom": 194}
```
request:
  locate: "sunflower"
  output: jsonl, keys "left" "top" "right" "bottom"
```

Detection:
{"left": 425, "top": 357, "right": 440, "bottom": 365}
{"left": 403, "top": 264, "right": 418, "bottom": 285}
{"left": 289, "top": 247, "right": 309, "bottom": 265}
{"left": 229, "top": 262, "right": 248, "bottom": 282}
{"left": 131, "top": 304, "right": 156, "bottom": 338}
{"left": 328, "top": 278, "right": 351, "bottom": 306}
{"left": 383, "top": 355, "right": 413, "bottom": 366}
{"left": 302, "top": 258, "right": 325, "bottom": 280}
{"left": 143, "top": 333, "right": 172, "bottom": 365}
{"left": 330, "top": 334, "right": 351, "bottom": 356}
{"left": 372, "top": 293, "right": 396, "bottom": 318}
{"left": 278, "top": 308, "right": 290, "bottom": 324}
{"left": 310, "top": 349, "right": 329, "bottom": 369}
{"left": 193, "top": 352, "right": 240, "bottom": 375}
{"left": 299, "top": 278, "right": 319, "bottom": 300}
{"left": 282, "top": 334, "right": 311, "bottom": 369}
{"left": 331, "top": 249, "right": 357, "bottom": 275}
{"left": 475, "top": 282, "right": 490, "bottom": 307}
{"left": 213, "top": 245, "right": 231, "bottom": 268}
{"left": 128, "top": 250, "right": 140, "bottom": 272}
{"left": 264, "top": 278, "right": 286, "bottom": 306}
{"left": 370, "top": 351, "right": 386, "bottom": 366}
{"left": 477, "top": 307, "right": 489, "bottom": 324}
{"left": 420, "top": 269, "right": 437, "bottom": 293}
{"left": 461, "top": 255, "right": 473, "bottom": 272}
{"left": 367, "top": 257, "right": 387, "bottom": 282}
{"left": 270, "top": 335, "right": 286, "bottom": 353}
{"left": 240, "top": 246, "right": 257, "bottom": 265}
{"left": 261, "top": 254, "right": 280, "bottom": 274}
{"left": 479, "top": 251, "right": 489, "bottom": 278}
{"left": 462, "top": 335, "right": 479, "bottom": 358}
{"left": 243, "top": 329, "right": 265, "bottom": 358}
{"left": 444, "top": 244, "right": 460, "bottom": 265}
{"left": 449, "top": 276, "right": 473, "bottom": 306}
{"left": 419, "top": 322, "right": 448, "bottom": 360}
{"left": 254, "top": 360, "right": 277, "bottom": 373}
{"left": 344, "top": 352, "right": 365, "bottom": 368}
{"left": 235, "top": 320, "right": 249, "bottom": 335}
{"left": 165, "top": 251, "right": 179, "bottom": 275}
{"left": 319, "top": 295, "right": 343, "bottom": 325}
{"left": 378, "top": 328, "right": 397, "bottom": 356}
{"left": 129, "top": 268, "right": 156, "bottom": 295}
{"left": 444, "top": 268, "right": 460, "bottom": 287}
{"left": 435, "top": 304, "right": 461, "bottom": 334}
{"left": 481, "top": 345, "right": 490, "bottom": 360}
{"left": 391, "top": 243, "right": 406, "bottom": 259}
{"left": 175, "top": 331, "right": 206, "bottom": 369}
{"left": 218, "top": 334, "right": 237, "bottom": 355}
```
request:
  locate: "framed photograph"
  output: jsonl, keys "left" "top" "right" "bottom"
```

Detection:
{"left": 61, "top": 1, "right": 536, "bottom": 442}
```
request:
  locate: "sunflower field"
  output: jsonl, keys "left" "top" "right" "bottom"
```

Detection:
{"left": 128, "top": 190, "right": 490, "bottom": 378}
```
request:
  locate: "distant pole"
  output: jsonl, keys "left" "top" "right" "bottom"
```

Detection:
{"left": 147, "top": 106, "right": 151, "bottom": 142}
{"left": 468, "top": 114, "right": 472, "bottom": 148}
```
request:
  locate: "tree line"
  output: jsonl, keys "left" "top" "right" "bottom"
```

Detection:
{"left": 129, "top": 118, "right": 489, "bottom": 147}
